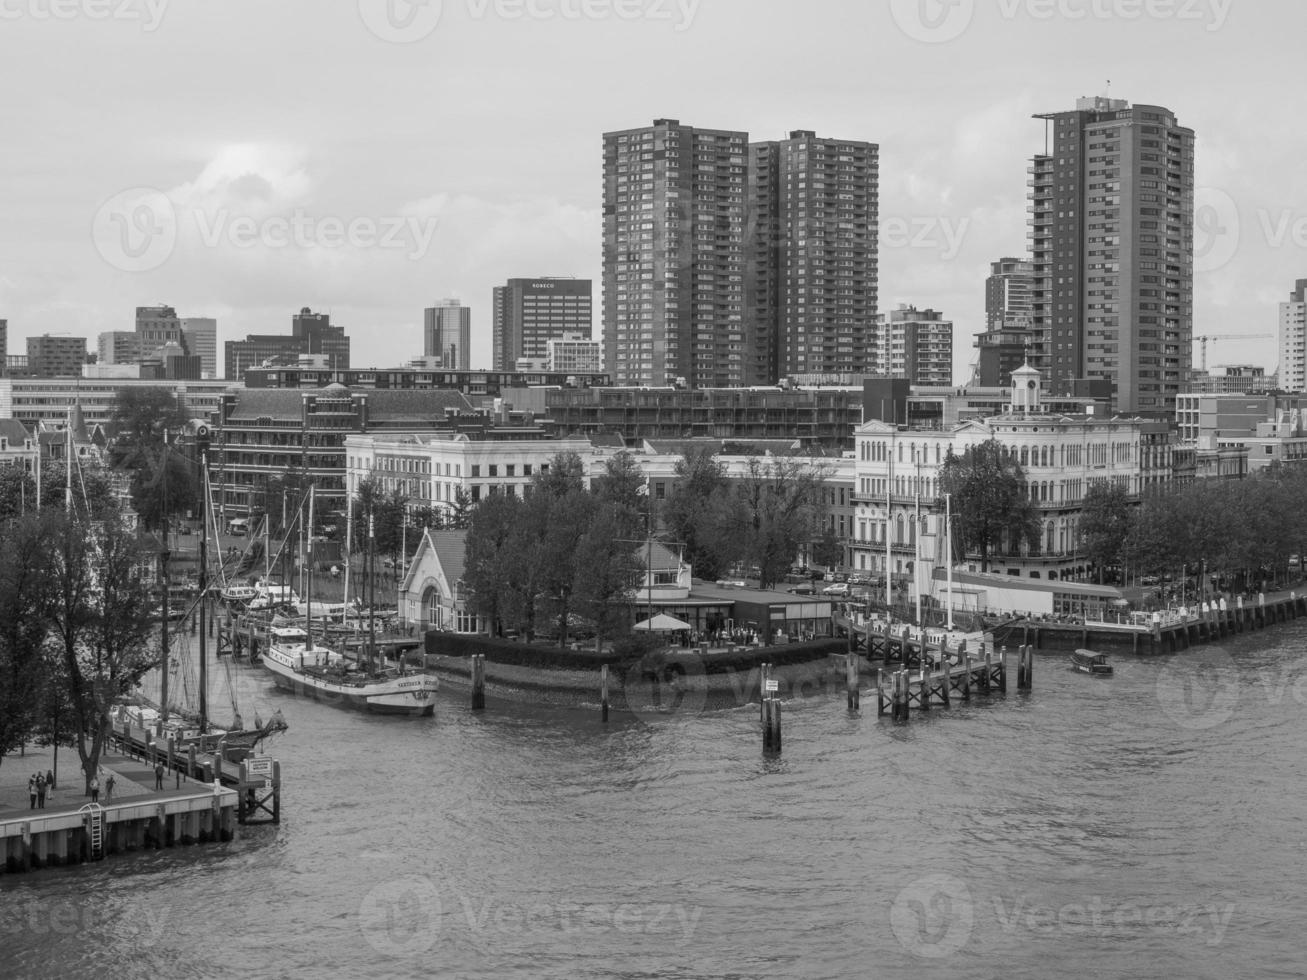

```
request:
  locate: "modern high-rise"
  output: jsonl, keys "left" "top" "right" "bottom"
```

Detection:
{"left": 1278, "top": 279, "right": 1307, "bottom": 393}
{"left": 603, "top": 119, "right": 748, "bottom": 388}
{"left": 492, "top": 278, "right": 592, "bottom": 371}
{"left": 181, "top": 317, "right": 218, "bottom": 378}
{"left": 424, "top": 300, "right": 471, "bottom": 370}
{"left": 98, "top": 331, "right": 142, "bottom": 365}
{"left": 874, "top": 305, "right": 953, "bottom": 386}
{"left": 26, "top": 335, "right": 88, "bottom": 377}
{"left": 1028, "top": 97, "right": 1194, "bottom": 416}
{"left": 747, "top": 130, "right": 879, "bottom": 383}
{"left": 975, "top": 257, "right": 1035, "bottom": 387}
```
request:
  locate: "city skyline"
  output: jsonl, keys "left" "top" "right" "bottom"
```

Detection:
{"left": 1, "top": 2, "right": 1302, "bottom": 384}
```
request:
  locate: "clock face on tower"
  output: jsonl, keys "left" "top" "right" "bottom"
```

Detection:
{"left": 1028, "top": 380, "right": 1037, "bottom": 390}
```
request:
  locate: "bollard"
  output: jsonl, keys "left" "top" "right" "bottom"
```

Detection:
{"left": 471, "top": 654, "right": 486, "bottom": 711}
{"left": 759, "top": 663, "right": 771, "bottom": 722}
{"left": 962, "top": 652, "right": 972, "bottom": 700}
{"left": 998, "top": 647, "right": 1008, "bottom": 693}
{"left": 982, "top": 649, "right": 992, "bottom": 694}
{"left": 600, "top": 664, "right": 610, "bottom": 723}
{"left": 877, "top": 667, "right": 886, "bottom": 717}
{"left": 846, "top": 652, "right": 859, "bottom": 711}
{"left": 762, "top": 697, "right": 782, "bottom": 753}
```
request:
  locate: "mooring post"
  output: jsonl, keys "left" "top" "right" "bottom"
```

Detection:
{"left": 919, "top": 663, "right": 931, "bottom": 712}
{"left": 998, "top": 646, "right": 1008, "bottom": 693}
{"left": 187, "top": 743, "right": 198, "bottom": 780}
{"left": 471, "top": 653, "right": 486, "bottom": 711}
{"left": 846, "top": 651, "right": 859, "bottom": 711}
{"left": 760, "top": 663, "right": 771, "bottom": 722}
{"left": 877, "top": 668, "right": 886, "bottom": 716}
{"left": 762, "top": 697, "right": 782, "bottom": 753}
{"left": 962, "top": 652, "right": 972, "bottom": 700}
{"left": 272, "top": 761, "right": 281, "bottom": 824}
{"left": 600, "top": 664, "right": 610, "bottom": 723}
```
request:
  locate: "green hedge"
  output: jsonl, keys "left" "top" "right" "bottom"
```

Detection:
{"left": 423, "top": 631, "right": 846, "bottom": 675}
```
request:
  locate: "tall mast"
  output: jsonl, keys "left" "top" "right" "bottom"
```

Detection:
{"left": 198, "top": 437, "right": 209, "bottom": 734}
{"left": 160, "top": 433, "right": 170, "bottom": 724}
{"left": 307, "top": 485, "right": 316, "bottom": 651}
{"left": 65, "top": 409, "right": 73, "bottom": 513}
{"left": 945, "top": 492, "right": 954, "bottom": 631}
{"left": 885, "top": 432, "right": 894, "bottom": 613}
{"left": 344, "top": 476, "right": 353, "bottom": 617}
{"left": 367, "top": 510, "right": 376, "bottom": 671}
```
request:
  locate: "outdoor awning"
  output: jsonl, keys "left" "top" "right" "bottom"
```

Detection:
{"left": 633, "top": 613, "right": 693, "bottom": 632}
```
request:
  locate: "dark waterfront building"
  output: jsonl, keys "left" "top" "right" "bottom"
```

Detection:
{"left": 543, "top": 386, "right": 864, "bottom": 450}
{"left": 1029, "top": 97, "right": 1194, "bottom": 416}
{"left": 492, "top": 278, "right": 592, "bottom": 371}
{"left": 224, "top": 307, "right": 351, "bottom": 381}
{"left": 747, "top": 130, "right": 879, "bottom": 384}
{"left": 213, "top": 386, "right": 473, "bottom": 518}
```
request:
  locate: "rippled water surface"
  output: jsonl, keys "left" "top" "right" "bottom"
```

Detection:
{"left": 3, "top": 624, "right": 1306, "bottom": 979}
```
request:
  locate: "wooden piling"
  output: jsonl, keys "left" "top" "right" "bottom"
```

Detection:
{"left": 876, "top": 668, "right": 886, "bottom": 716}
{"left": 471, "top": 653, "right": 486, "bottom": 711}
{"left": 759, "top": 663, "right": 771, "bottom": 722}
{"left": 762, "top": 697, "right": 782, "bottom": 753}
{"left": 997, "top": 647, "right": 1008, "bottom": 693}
{"left": 600, "top": 664, "right": 610, "bottom": 722}
{"left": 846, "top": 652, "right": 859, "bottom": 711}
{"left": 1018, "top": 644, "right": 1033, "bottom": 691}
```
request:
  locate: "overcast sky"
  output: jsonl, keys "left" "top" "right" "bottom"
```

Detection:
{"left": 1, "top": 0, "right": 1303, "bottom": 383}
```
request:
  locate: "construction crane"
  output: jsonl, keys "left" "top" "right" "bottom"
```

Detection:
{"left": 1195, "top": 334, "right": 1274, "bottom": 372}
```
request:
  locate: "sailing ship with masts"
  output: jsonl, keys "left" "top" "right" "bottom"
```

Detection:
{"left": 259, "top": 485, "right": 438, "bottom": 716}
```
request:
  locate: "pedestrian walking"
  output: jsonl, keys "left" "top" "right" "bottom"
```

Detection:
{"left": 105, "top": 774, "right": 115, "bottom": 801}
{"left": 46, "top": 768, "right": 54, "bottom": 791}
{"left": 89, "top": 775, "right": 99, "bottom": 802}
{"left": 28, "top": 775, "right": 36, "bottom": 810}
{"left": 35, "top": 774, "right": 46, "bottom": 809}
{"left": 154, "top": 762, "right": 165, "bottom": 790}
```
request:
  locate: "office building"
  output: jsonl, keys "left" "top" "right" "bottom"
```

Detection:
{"left": 224, "top": 307, "right": 351, "bottom": 381}
{"left": 0, "top": 377, "right": 230, "bottom": 429}
{"left": 424, "top": 300, "right": 471, "bottom": 370}
{"left": 1029, "top": 97, "right": 1194, "bottom": 415}
{"left": 546, "top": 335, "right": 603, "bottom": 374}
{"left": 874, "top": 305, "right": 953, "bottom": 386}
{"left": 492, "top": 278, "right": 592, "bottom": 372}
{"left": 0, "top": 320, "right": 7, "bottom": 376}
{"left": 603, "top": 119, "right": 749, "bottom": 388}
{"left": 1279, "top": 279, "right": 1307, "bottom": 393}
{"left": 99, "top": 331, "right": 142, "bottom": 365}
{"left": 747, "top": 130, "right": 879, "bottom": 383}
{"left": 135, "top": 305, "right": 183, "bottom": 352}
{"left": 26, "top": 335, "right": 88, "bottom": 377}
{"left": 975, "top": 257, "right": 1034, "bottom": 387}
{"left": 181, "top": 317, "right": 219, "bottom": 378}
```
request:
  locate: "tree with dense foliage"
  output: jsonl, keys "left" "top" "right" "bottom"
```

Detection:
{"left": 938, "top": 440, "right": 1040, "bottom": 571}
{"left": 735, "top": 455, "right": 832, "bottom": 589}
{"left": 1079, "top": 481, "right": 1134, "bottom": 583}
{"left": 662, "top": 448, "right": 743, "bottom": 581}
{"left": 45, "top": 513, "right": 158, "bottom": 793}
{"left": 108, "top": 388, "right": 198, "bottom": 530}
{"left": 0, "top": 466, "right": 37, "bottom": 523}
{"left": 463, "top": 492, "right": 526, "bottom": 637}
{"left": 0, "top": 514, "right": 55, "bottom": 768}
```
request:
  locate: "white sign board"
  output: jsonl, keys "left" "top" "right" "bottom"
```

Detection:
{"left": 246, "top": 756, "right": 274, "bottom": 778}
{"left": 763, "top": 679, "right": 779, "bottom": 693}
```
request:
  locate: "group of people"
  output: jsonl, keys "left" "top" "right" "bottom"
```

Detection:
{"left": 26, "top": 770, "right": 55, "bottom": 809}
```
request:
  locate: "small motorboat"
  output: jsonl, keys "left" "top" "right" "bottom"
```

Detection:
{"left": 1071, "top": 648, "right": 1113, "bottom": 675}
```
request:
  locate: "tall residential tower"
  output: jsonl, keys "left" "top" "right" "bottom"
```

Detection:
{"left": 1028, "top": 97, "right": 1194, "bottom": 415}
{"left": 1279, "top": 279, "right": 1307, "bottom": 392}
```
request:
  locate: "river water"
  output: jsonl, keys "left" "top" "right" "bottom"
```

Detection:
{"left": 2, "top": 622, "right": 1306, "bottom": 979}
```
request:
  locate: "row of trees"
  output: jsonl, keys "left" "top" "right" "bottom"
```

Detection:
{"left": 0, "top": 509, "right": 158, "bottom": 793}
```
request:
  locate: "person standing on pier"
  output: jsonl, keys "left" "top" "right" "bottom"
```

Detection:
{"left": 89, "top": 775, "right": 99, "bottom": 802}
{"left": 105, "top": 774, "right": 115, "bottom": 801}
{"left": 46, "top": 768, "right": 54, "bottom": 791}
{"left": 28, "top": 774, "right": 36, "bottom": 810}
{"left": 35, "top": 773, "right": 46, "bottom": 809}
{"left": 155, "top": 763, "right": 165, "bottom": 790}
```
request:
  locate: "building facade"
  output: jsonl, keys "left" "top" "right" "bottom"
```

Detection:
{"left": 747, "top": 130, "right": 879, "bottom": 384}
{"left": 603, "top": 119, "right": 749, "bottom": 388}
{"left": 546, "top": 335, "right": 603, "bottom": 375}
{"left": 424, "top": 300, "right": 471, "bottom": 370}
{"left": 225, "top": 307, "right": 350, "bottom": 380}
{"left": 874, "top": 305, "right": 953, "bottom": 385}
{"left": 181, "top": 317, "right": 219, "bottom": 378}
{"left": 1279, "top": 279, "right": 1307, "bottom": 392}
{"left": 0, "top": 377, "right": 230, "bottom": 429}
{"left": 491, "top": 278, "right": 592, "bottom": 372}
{"left": 26, "top": 335, "right": 88, "bottom": 377}
{"left": 975, "top": 257, "right": 1034, "bottom": 387}
{"left": 1029, "top": 97, "right": 1194, "bottom": 416}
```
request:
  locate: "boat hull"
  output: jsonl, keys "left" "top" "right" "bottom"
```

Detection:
{"left": 262, "top": 651, "right": 437, "bottom": 716}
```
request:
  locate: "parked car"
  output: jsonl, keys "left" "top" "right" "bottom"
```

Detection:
{"left": 822, "top": 583, "right": 850, "bottom": 596}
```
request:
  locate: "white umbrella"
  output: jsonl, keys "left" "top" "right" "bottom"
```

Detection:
{"left": 633, "top": 613, "right": 693, "bottom": 632}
